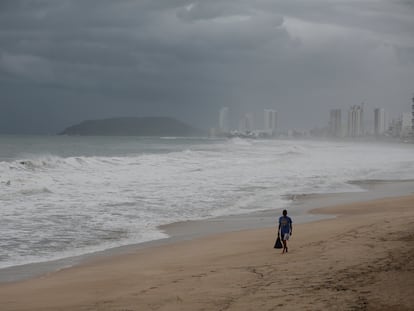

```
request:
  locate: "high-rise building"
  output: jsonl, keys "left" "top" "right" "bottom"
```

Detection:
{"left": 388, "top": 118, "right": 400, "bottom": 137}
{"left": 347, "top": 104, "right": 364, "bottom": 137}
{"left": 329, "top": 109, "right": 342, "bottom": 137}
{"left": 400, "top": 112, "right": 412, "bottom": 137}
{"left": 412, "top": 95, "right": 414, "bottom": 133}
{"left": 219, "top": 107, "right": 230, "bottom": 133}
{"left": 239, "top": 113, "right": 254, "bottom": 133}
{"left": 374, "top": 108, "right": 386, "bottom": 136}
{"left": 389, "top": 113, "right": 412, "bottom": 138}
{"left": 264, "top": 109, "right": 277, "bottom": 135}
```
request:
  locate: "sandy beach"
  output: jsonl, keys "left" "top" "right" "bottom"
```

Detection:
{"left": 1, "top": 194, "right": 413, "bottom": 311}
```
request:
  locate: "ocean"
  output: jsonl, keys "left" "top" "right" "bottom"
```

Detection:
{"left": 0, "top": 135, "right": 413, "bottom": 270}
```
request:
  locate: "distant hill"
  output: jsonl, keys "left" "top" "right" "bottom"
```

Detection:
{"left": 59, "top": 117, "right": 204, "bottom": 137}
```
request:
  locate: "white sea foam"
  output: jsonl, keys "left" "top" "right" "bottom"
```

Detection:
{"left": 0, "top": 137, "right": 413, "bottom": 269}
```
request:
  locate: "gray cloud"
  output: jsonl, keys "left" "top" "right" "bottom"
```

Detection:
{"left": 0, "top": 0, "right": 413, "bottom": 134}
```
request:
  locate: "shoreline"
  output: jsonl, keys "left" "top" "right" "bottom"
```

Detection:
{"left": 0, "top": 193, "right": 413, "bottom": 310}
{"left": 160, "top": 179, "right": 414, "bottom": 239}
{"left": 1, "top": 179, "right": 413, "bottom": 284}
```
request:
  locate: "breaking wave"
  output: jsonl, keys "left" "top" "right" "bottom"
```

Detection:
{"left": 0, "top": 137, "right": 413, "bottom": 269}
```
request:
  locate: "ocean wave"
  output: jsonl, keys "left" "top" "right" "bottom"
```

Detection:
{"left": 229, "top": 137, "right": 252, "bottom": 146}
{"left": 349, "top": 178, "right": 414, "bottom": 185}
{"left": 1, "top": 155, "right": 130, "bottom": 173}
{"left": 277, "top": 145, "right": 308, "bottom": 156}
{"left": 0, "top": 139, "right": 413, "bottom": 270}
{"left": 19, "top": 187, "right": 53, "bottom": 196}
{"left": 1, "top": 155, "right": 68, "bottom": 171}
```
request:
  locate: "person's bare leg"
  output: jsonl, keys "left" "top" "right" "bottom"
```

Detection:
{"left": 282, "top": 239, "right": 287, "bottom": 253}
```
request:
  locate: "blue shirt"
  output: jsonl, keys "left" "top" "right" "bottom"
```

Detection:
{"left": 279, "top": 216, "right": 292, "bottom": 234}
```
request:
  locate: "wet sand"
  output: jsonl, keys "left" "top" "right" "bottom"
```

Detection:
{"left": 1, "top": 194, "right": 413, "bottom": 310}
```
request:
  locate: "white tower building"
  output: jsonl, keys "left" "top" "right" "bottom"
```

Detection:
{"left": 219, "top": 107, "right": 230, "bottom": 133}
{"left": 264, "top": 109, "right": 277, "bottom": 136}
{"left": 347, "top": 104, "right": 364, "bottom": 137}
{"left": 329, "top": 109, "right": 342, "bottom": 137}
{"left": 412, "top": 95, "right": 414, "bottom": 134}
{"left": 400, "top": 112, "right": 412, "bottom": 137}
{"left": 239, "top": 113, "right": 254, "bottom": 133}
{"left": 374, "top": 108, "right": 386, "bottom": 136}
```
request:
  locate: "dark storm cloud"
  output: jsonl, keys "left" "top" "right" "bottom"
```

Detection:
{"left": 0, "top": 0, "right": 413, "bottom": 133}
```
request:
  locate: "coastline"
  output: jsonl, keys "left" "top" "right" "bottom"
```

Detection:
{"left": 1, "top": 179, "right": 413, "bottom": 284}
{"left": 160, "top": 179, "right": 414, "bottom": 239}
{"left": 0, "top": 191, "right": 413, "bottom": 310}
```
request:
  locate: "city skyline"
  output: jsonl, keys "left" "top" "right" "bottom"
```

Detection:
{"left": 215, "top": 99, "right": 414, "bottom": 139}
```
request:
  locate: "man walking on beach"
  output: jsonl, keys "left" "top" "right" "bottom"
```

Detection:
{"left": 278, "top": 209, "right": 293, "bottom": 253}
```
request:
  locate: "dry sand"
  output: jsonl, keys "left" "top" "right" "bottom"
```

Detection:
{"left": 1, "top": 195, "right": 413, "bottom": 311}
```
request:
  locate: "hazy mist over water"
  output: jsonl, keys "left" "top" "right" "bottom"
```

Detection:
{"left": 1, "top": 136, "right": 413, "bottom": 269}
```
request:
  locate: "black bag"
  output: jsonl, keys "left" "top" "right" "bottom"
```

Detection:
{"left": 274, "top": 236, "right": 283, "bottom": 249}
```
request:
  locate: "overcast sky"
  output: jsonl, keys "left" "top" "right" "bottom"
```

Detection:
{"left": 1, "top": 0, "right": 413, "bottom": 134}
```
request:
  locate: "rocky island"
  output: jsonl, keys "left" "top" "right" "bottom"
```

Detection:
{"left": 59, "top": 117, "right": 204, "bottom": 137}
